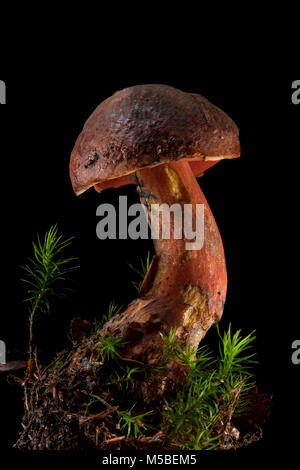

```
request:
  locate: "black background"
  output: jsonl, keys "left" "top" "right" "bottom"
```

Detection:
{"left": 0, "top": 42, "right": 299, "bottom": 464}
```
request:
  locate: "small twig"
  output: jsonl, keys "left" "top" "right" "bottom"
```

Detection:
{"left": 102, "top": 435, "right": 126, "bottom": 445}
{"left": 139, "top": 431, "right": 165, "bottom": 443}
{"left": 79, "top": 406, "right": 118, "bottom": 425}
{"left": 90, "top": 394, "right": 112, "bottom": 409}
{"left": 24, "top": 385, "right": 29, "bottom": 412}
{"left": 48, "top": 408, "right": 79, "bottom": 417}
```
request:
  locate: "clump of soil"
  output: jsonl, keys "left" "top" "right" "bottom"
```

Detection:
{"left": 14, "top": 326, "right": 272, "bottom": 451}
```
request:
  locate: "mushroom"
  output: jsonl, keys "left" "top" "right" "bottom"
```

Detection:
{"left": 70, "top": 84, "right": 240, "bottom": 364}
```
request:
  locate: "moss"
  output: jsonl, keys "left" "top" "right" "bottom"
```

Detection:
{"left": 14, "top": 325, "right": 271, "bottom": 450}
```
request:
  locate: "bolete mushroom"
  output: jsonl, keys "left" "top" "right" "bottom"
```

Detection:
{"left": 70, "top": 84, "right": 240, "bottom": 364}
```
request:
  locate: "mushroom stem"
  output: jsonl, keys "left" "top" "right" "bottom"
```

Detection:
{"left": 103, "top": 160, "right": 227, "bottom": 362}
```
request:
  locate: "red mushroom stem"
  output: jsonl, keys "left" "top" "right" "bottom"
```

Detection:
{"left": 103, "top": 160, "right": 227, "bottom": 363}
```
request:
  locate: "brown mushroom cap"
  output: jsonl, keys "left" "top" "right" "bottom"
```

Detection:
{"left": 70, "top": 84, "right": 240, "bottom": 195}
